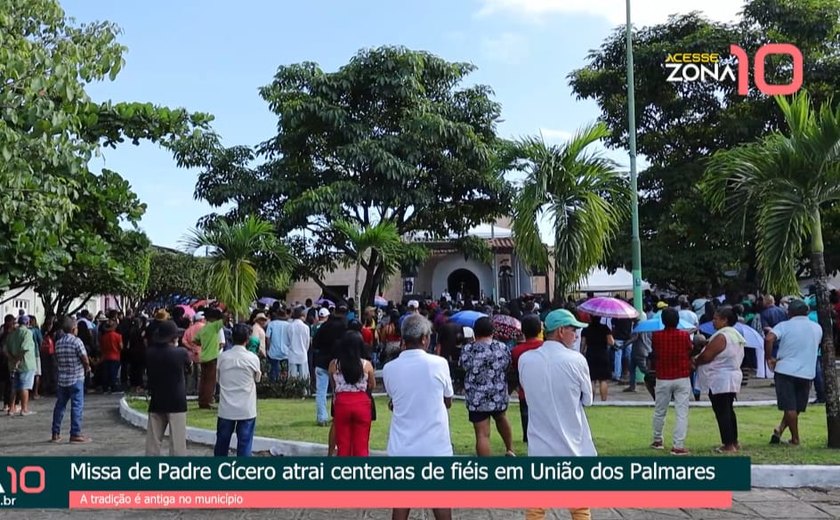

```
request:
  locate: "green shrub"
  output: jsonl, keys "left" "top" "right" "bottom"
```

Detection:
{"left": 256, "top": 377, "right": 310, "bottom": 399}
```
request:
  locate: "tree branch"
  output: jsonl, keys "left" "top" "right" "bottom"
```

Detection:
{"left": 0, "top": 286, "right": 29, "bottom": 306}
{"left": 65, "top": 293, "right": 95, "bottom": 317}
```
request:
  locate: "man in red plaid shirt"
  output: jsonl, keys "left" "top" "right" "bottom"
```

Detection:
{"left": 650, "top": 308, "right": 693, "bottom": 455}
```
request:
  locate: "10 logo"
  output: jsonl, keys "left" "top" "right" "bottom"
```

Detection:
{"left": 730, "top": 43, "right": 803, "bottom": 96}
{"left": 2, "top": 466, "right": 45, "bottom": 494}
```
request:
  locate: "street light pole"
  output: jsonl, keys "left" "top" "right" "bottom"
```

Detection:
{"left": 626, "top": 0, "right": 644, "bottom": 314}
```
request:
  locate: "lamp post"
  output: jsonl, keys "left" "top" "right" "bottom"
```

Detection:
{"left": 626, "top": 0, "right": 644, "bottom": 314}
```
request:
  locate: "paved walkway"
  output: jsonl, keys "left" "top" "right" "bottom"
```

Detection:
{"left": 3, "top": 394, "right": 840, "bottom": 519}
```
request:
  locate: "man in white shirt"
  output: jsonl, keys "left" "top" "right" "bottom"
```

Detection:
{"left": 383, "top": 314, "right": 453, "bottom": 520}
{"left": 285, "top": 307, "right": 311, "bottom": 382}
{"left": 265, "top": 309, "right": 290, "bottom": 382}
{"left": 215, "top": 324, "right": 261, "bottom": 457}
{"left": 519, "top": 309, "right": 594, "bottom": 520}
{"left": 764, "top": 299, "right": 822, "bottom": 446}
{"left": 678, "top": 296, "right": 699, "bottom": 329}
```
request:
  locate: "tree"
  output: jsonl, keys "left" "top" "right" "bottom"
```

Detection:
{"left": 135, "top": 247, "right": 209, "bottom": 310}
{"left": 333, "top": 220, "right": 427, "bottom": 305}
{"left": 33, "top": 166, "right": 150, "bottom": 317}
{"left": 192, "top": 46, "right": 512, "bottom": 306}
{"left": 703, "top": 92, "right": 840, "bottom": 447}
{"left": 182, "top": 216, "right": 295, "bottom": 321}
{"left": 568, "top": 0, "right": 840, "bottom": 293}
{"left": 0, "top": 0, "right": 123, "bottom": 292}
{"left": 37, "top": 231, "right": 151, "bottom": 318}
{"left": 0, "top": 0, "right": 216, "bottom": 293}
{"left": 512, "top": 124, "right": 630, "bottom": 301}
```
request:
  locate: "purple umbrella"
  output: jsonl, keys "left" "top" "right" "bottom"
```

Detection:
{"left": 578, "top": 297, "right": 640, "bottom": 319}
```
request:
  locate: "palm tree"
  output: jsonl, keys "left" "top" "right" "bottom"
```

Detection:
{"left": 182, "top": 215, "right": 295, "bottom": 321}
{"left": 333, "top": 220, "right": 408, "bottom": 306}
{"left": 512, "top": 123, "right": 630, "bottom": 302}
{"left": 702, "top": 91, "right": 840, "bottom": 447}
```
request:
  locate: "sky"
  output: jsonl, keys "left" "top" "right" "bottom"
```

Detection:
{"left": 62, "top": 0, "right": 744, "bottom": 249}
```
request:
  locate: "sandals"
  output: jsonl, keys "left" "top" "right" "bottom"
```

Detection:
{"left": 505, "top": 450, "right": 516, "bottom": 457}
{"left": 70, "top": 436, "right": 92, "bottom": 444}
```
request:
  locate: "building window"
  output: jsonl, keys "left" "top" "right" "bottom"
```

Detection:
{"left": 13, "top": 299, "right": 29, "bottom": 310}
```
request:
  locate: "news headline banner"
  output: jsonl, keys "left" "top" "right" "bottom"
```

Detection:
{"left": 1, "top": 457, "right": 750, "bottom": 509}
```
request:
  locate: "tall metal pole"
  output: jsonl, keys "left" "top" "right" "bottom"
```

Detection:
{"left": 626, "top": 0, "right": 644, "bottom": 314}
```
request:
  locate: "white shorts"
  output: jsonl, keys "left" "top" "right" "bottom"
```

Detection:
{"left": 35, "top": 357, "right": 42, "bottom": 377}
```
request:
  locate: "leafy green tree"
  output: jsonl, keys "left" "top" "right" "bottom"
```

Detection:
{"left": 333, "top": 220, "right": 427, "bottom": 305}
{"left": 182, "top": 216, "right": 295, "bottom": 320}
{"left": 131, "top": 247, "right": 210, "bottom": 310}
{"left": 568, "top": 0, "right": 840, "bottom": 293}
{"left": 0, "top": 0, "right": 216, "bottom": 293}
{"left": 33, "top": 167, "right": 149, "bottom": 317}
{"left": 192, "top": 46, "right": 511, "bottom": 305}
{"left": 38, "top": 231, "right": 151, "bottom": 318}
{"left": 512, "top": 124, "right": 630, "bottom": 301}
{"left": 703, "top": 92, "right": 840, "bottom": 447}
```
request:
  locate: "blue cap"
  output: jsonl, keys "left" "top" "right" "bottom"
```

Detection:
{"left": 544, "top": 309, "right": 587, "bottom": 332}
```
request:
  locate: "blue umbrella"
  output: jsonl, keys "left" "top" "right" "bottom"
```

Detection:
{"left": 633, "top": 317, "right": 696, "bottom": 333}
{"left": 697, "top": 321, "right": 763, "bottom": 349}
{"left": 449, "top": 310, "right": 488, "bottom": 328}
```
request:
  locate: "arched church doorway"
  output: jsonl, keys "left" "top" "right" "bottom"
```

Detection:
{"left": 448, "top": 269, "right": 480, "bottom": 302}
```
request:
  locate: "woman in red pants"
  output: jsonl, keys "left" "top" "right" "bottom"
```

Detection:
{"left": 329, "top": 332, "right": 376, "bottom": 456}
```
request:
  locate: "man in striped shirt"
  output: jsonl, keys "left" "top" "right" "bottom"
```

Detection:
{"left": 52, "top": 317, "right": 92, "bottom": 443}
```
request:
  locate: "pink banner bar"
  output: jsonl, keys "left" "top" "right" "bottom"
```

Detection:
{"left": 69, "top": 491, "right": 732, "bottom": 509}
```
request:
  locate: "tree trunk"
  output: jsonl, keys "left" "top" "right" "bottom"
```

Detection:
{"left": 360, "top": 250, "right": 380, "bottom": 307}
{"left": 39, "top": 292, "right": 57, "bottom": 321}
{"left": 810, "top": 212, "right": 840, "bottom": 448}
{"left": 354, "top": 254, "right": 362, "bottom": 304}
{"left": 66, "top": 293, "right": 95, "bottom": 318}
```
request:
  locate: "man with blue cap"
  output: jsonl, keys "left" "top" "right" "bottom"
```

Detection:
{"left": 519, "top": 309, "right": 594, "bottom": 520}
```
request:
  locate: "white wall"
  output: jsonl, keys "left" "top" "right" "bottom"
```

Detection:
{"left": 0, "top": 287, "right": 105, "bottom": 323}
{"left": 431, "top": 255, "right": 494, "bottom": 299}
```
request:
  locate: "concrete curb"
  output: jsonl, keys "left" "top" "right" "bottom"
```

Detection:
{"left": 120, "top": 398, "right": 840, "bottom": 488}
{"left": 752, "top": 466, "right": 840, "bottom": 488}
{"left": 119, "top": 398, "right": 387, "bottom": 456}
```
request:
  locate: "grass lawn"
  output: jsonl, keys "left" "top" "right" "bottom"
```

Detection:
{"left": 127, "top": 397, "right": 840, "bottom": 464}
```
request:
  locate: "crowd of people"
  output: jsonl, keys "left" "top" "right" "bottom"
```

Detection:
{"left": 0, "top": 288, "right": 830, "bottom": 520}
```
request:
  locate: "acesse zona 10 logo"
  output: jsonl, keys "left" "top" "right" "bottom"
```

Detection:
{"left": 664, "top": 44, "right": 803, "bottom": 96}
{"left": 0, "top": 466, "right": 46, "bottom": 507}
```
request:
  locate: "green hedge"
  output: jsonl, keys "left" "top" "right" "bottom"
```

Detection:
{"left": 256, "top": 377, "right": 310, "bottom": 399}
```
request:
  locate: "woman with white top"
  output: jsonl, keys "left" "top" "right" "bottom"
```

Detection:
{"left": 329, "top": 332, "right": 376, "bottom": 456}
{"left": 693, "top": 306, "right": 745, "bottom": 453}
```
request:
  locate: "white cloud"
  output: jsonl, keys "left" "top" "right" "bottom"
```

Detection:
{"left": 481, "top": 32, "right": 529, "bottom": 64}
{"left": 476, "top": 0, "right": 743, "bottom": 26}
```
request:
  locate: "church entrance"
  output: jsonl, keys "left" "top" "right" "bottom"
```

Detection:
{"left": 447, "top": 269, "right": 480, "bottom": 302}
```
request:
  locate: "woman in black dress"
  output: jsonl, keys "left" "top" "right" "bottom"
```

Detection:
{"left": 581, "top": 315, "right": 615, "bottom": 401}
